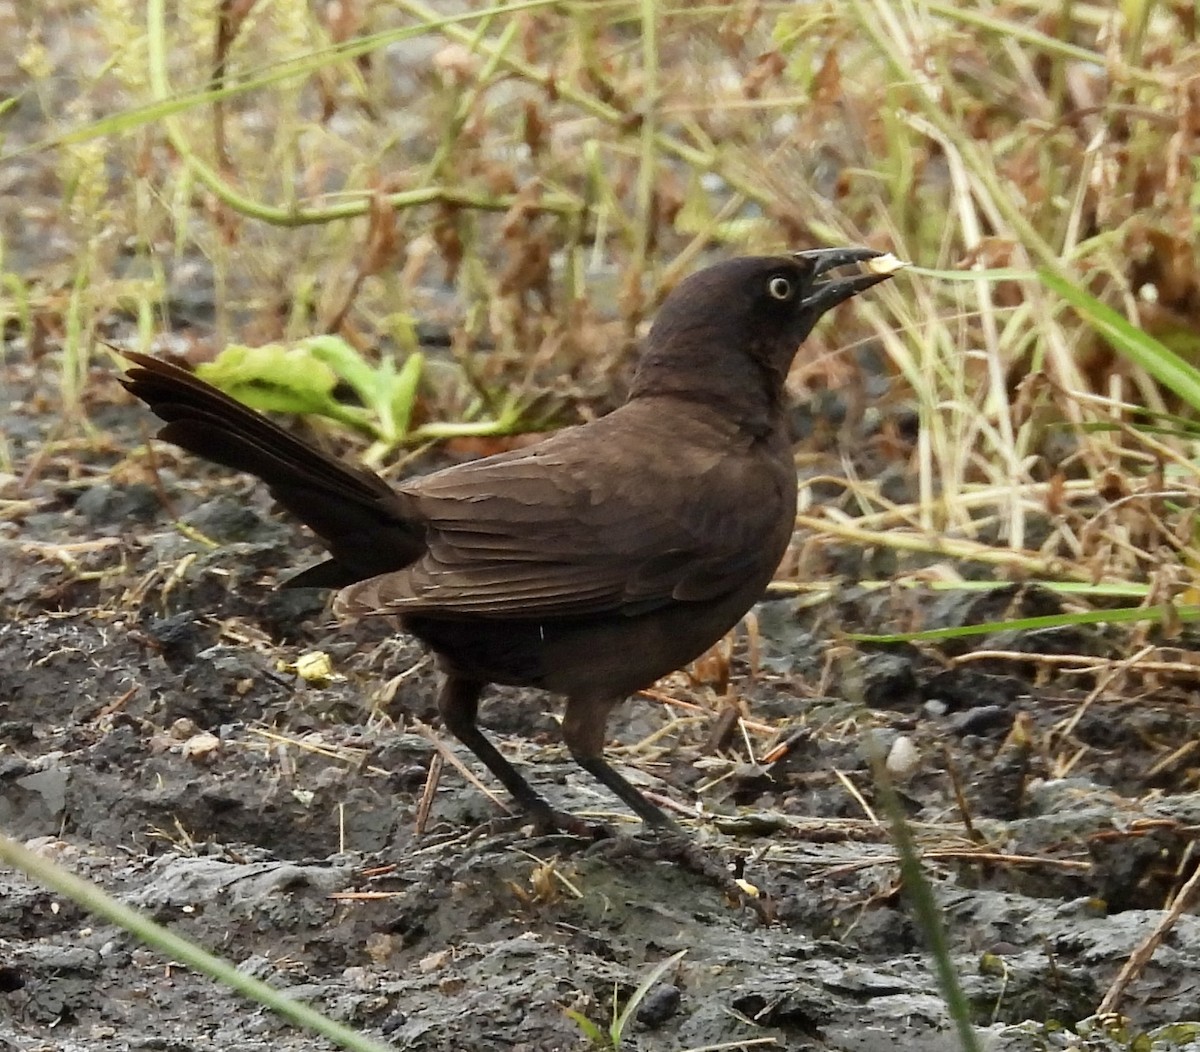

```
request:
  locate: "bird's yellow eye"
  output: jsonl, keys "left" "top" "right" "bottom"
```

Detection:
{"left": 767, "top": 276, "right": 793, "bottom": 300}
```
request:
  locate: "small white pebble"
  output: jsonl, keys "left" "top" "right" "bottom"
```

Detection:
{"left": 886, "top": 735, "right": 920, "bottom": 780}
{"left": 181, "top": 731, "right": 220, "bottom": 761}
{"left": 169, "top": 717, "right": 197, "bottom": 740}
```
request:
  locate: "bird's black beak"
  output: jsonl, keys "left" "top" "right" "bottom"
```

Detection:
{"left": 792, "top": 247, "right": 899, "bottom": 316}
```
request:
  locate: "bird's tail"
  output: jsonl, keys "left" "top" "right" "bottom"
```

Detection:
{"left": 120, "top": 351, "right": 422, "bottom": 587}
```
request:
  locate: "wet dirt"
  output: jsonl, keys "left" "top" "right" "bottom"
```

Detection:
{"left": 5, "top": 347, "right": 1200, "bottom": 1052}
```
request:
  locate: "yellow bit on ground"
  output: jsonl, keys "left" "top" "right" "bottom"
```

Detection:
{"left": 277, "top": 651, "right": 342, "bottom": 686}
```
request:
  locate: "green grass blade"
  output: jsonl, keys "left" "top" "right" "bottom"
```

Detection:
{"left": 1039, "top": 268, "right": 1200, "bottom": 410}
{"left": 0, "top": 833, "right": 396, "bottom": 1052}
{"left": 851, "top": 603, "right": 1200, "bottom": 643}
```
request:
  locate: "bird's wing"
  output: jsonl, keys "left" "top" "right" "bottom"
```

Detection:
{"left": 335, "top": 408, "right": 792, "bottom": 620}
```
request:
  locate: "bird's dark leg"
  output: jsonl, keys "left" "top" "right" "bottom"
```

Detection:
{"left": 561, "top": 695, "right": 677, "bottom": 828}
{"left": 563, "top": 694, "right": 768, "bottom": 918}
{"left": 437, "top": 676, "right": 601, "bottom": 838}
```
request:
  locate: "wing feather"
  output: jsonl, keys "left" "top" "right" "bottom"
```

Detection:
{"left": 335, "top": 402, "right": 793, "bottom": 621}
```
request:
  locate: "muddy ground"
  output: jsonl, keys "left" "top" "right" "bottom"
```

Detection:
{"left": 5, "top": 339, "right": 1200, "bottom": 1052}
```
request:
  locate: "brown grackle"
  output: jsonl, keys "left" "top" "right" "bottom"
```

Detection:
{"left": 121, "top": 249, "right": 897, "bottom": 838}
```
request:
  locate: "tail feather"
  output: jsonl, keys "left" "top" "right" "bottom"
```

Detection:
{"left": 121, "top": 351, "right": 424, "bottom": 587}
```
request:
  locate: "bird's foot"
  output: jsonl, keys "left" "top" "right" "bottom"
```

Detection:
{"left": 528, "top": 805, "right": 614, "bottom": 841}
{"left": 589, "top": 826, "right": 774, "bottom": 923}
{"left": 466, "top": 806, "right": 613, "bottom": 843}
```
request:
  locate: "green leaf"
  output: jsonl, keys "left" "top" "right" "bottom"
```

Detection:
{"left": 196, "top": 342, "right": 378, "bottom": 437}
{"left": 298, "top": 337, "right": 423, "bottom": 446}
{"left": 302, "top": 335, "right": 381, "bottom": 409}
{"left": 196, "top": 343, "right": 343, "bottom": 417}
{"left": 387, "top": 351, "right": 425, "bottom": 439}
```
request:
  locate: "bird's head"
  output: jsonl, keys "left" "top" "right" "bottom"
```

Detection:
{"left": 631, "top": 248, "right": 901, "bottom": 432}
